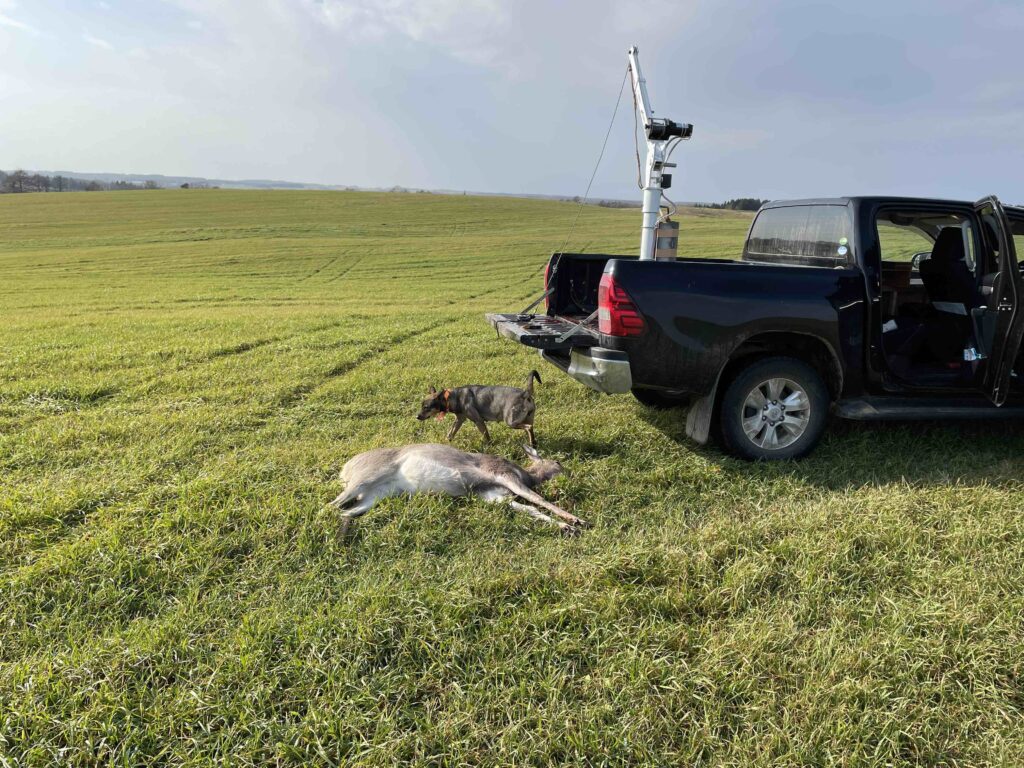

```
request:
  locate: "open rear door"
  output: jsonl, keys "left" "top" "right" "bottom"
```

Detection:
{"left": 975, "top": 196, "right": 1023, "bottom": 405}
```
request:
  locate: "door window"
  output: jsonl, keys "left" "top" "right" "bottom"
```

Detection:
{"left": 876, "top": 220, "right": 933, "bottom": 262}
{"left": 1011, "top": 218, "right": 1024, "bottom": 262}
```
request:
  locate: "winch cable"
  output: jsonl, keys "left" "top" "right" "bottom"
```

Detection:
{"left": 544, "top": 66, "right": 630, "bottom": 270}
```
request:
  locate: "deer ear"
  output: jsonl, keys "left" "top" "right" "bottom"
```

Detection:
{"left": 428, "top": 385, "right": 437, "bottom": 394}
{"left": 523, "top": 444, "right": 540, "bottom": 460}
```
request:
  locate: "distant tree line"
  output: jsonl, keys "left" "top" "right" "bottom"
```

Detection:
{"left": 592, "top": 198, "right": 767, "bottom": 210}
{"left": 696, "top": 198, "right": 769, "bottom": 212}
{"left": 0, "top": 169, "right": 163, "bottom": 194}
{"left": 596, "top": 199, "right": 641, "bottom": 208}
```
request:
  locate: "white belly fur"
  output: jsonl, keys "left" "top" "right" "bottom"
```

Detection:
{"left": 397, "top": 454, "right": 469, "bottom": 496}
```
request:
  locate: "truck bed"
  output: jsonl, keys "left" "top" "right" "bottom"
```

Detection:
{"left": 489, "top": 252, "right": 866, "bottom": 398}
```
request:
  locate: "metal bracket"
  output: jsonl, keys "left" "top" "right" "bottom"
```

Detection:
{"left": 519, "top": 288, "right": 553, "bottom": 316}
{"left": 556, "top": 310, "right": 599, "bottom": 343}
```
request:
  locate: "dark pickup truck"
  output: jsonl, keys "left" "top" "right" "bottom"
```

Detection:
{"left": 488, "top": 196, "right": 1024, "bottom": 459}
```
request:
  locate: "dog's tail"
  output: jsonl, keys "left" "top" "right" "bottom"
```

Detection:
{"left": 524, "top": 369, "right": 541, "bottom": 396}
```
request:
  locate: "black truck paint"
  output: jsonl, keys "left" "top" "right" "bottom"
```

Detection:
{"left": 488, "top": 196, "right": 1024, "bottom": 459}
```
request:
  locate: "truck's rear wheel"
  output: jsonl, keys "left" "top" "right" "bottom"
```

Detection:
{"left": 632, "top": 388, "right": 690, "bottom": 409}
{"left": 719, "top": 356, "right": 828, "bottom": 460}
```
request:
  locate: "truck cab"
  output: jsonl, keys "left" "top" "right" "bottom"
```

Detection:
{"left": 488, "top": 195, "right": 1024, "bottom": 460}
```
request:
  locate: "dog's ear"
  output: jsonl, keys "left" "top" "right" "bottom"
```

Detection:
{"left": 428, "top": 385, "right": 437, "bottom": 394}
{"left": 523, "top": 444, "right": 540, "bottom": 460}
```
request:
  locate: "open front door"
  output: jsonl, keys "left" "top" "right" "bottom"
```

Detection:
{"left": 975, "top": 196, "right": 1023, "bottom": 405}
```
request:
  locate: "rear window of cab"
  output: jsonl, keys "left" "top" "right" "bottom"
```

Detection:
{"left": 744, "top": 204, "right": 853, "bottom": 267}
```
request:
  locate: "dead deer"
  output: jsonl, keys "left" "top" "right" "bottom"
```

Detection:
{"left": 327, "top": 443, "right": 589, "bottom": 536}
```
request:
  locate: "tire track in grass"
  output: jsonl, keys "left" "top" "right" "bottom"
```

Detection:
{"left": 298, "top": 257, "right": 338, "bottom": 282}
{"left": 0, "top": 321, "right": 447, "bottom": 658}
{"left": 207, "top": 337, "right": 279, "bottom": 358}
{"left": 0, "top": 315, "right": 463, "bottom": 663}
{"left": 323, "top": 256, "right": 365, "bottom": 284}
{"left": 446, "top": 264, "right": 546, "bottom": 306}
{"left": 0, "top": 318, "right": 449, "bottom": 583}
{"left": 269, "top": 318, "right": 447, "bottom": 412}
{"left": 0, "top": 320, "right": 352, "bottom": 438}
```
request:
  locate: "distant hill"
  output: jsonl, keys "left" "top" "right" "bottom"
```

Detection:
{"left": 32, "top": 170, "right": 346, "bottom": 191}
{"left": 13, "top": 169, "right": 719, "bottom": 207}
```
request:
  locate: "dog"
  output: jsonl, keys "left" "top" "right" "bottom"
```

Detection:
{"left": 327, "top": 443, "right": 589, "bottom": 535}
{"left": 416, "top": 370, "right": 542, "bottom": 446}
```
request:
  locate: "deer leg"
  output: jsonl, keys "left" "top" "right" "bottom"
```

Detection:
{"left": 446, "top": 416, "right": 465, "bottom": 441}
{"left": 500, "top": 478, "right": 590, "bottom": 529}
{"left": 331, "top": 491, "right": 378, "bottom": 540}
{"left": 506, "top": 499, "right": 577, "bottom": 536}
{"left": 327, "top": 491, "right": 351, "bottom": 509}
{"left": 524, "top": 424, "right": 536, "bottom": 448}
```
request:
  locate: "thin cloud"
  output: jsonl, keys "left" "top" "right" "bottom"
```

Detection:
{"left": 0, "top": 11, "right": 34, "bottom": 33}
{"left": 84, "top": 32, "right": 113, "bottom": 50}
{"left": 313, "top": 0, "right": 509, "bottom": 67}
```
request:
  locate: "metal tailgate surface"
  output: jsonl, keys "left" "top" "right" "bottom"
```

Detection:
{"left": 485, "top": 313, "right": 598, "bottom": 350}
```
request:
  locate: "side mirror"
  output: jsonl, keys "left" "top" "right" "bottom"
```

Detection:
{"left": 911, "top": 252, "right": 930, "bottom": 271}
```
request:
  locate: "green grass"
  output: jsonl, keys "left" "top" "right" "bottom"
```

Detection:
{"left": 2, "top": 189, "right": 1023, "bottom": 766}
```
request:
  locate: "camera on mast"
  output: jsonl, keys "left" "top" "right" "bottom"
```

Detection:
{"left": 646, "top": 118, "right": 693, "bottom": 141}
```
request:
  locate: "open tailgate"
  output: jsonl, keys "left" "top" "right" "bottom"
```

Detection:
{"left": 485, "top": 313, "right": 598, "bottom": 351}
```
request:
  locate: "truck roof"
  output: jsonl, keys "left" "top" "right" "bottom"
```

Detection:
{"left": 764, "top": 196, "right": 1024, "bottom": 214}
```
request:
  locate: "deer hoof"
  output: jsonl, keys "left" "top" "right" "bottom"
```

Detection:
{"left": 559, "top": 524, "right": 582, "bottom": 538}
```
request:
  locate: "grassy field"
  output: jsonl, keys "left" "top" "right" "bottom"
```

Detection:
{"left": 2, "top": 189, "right": 1023, "bottom": 766}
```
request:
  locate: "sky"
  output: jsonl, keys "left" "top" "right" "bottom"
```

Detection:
{"left": 1, "top": 0, "right": 1022, "bottom": 202}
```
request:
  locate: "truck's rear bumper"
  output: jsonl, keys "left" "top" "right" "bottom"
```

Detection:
{"left": 541, "top": 347, "right": 632, "bottom": 395}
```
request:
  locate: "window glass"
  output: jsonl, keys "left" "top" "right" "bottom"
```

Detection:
{"left": 962, "top": 222, "right": 977, "bottom": 272}
{"left": 745, "top": 205, "right": 851, "bottom": 264}
{"left": 876, "top": 220, "right": 933, "bottom": 262}
{"left": 1011, "top": 218, "right": 1024, "bottom": 260}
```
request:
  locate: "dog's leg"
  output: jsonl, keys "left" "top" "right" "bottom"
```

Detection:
{"left": 467, "top": 411, "right": 490, "bottom": 442}
{"left": 499, "top": 478, "right": 590, "bottom": 529}
{"left": 506, "top": 499, "right": 577, "bottom": 536}
{"left": 446, "top": 416, "right": 465, "bottom": 441}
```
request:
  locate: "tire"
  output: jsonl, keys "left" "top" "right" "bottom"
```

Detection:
{"left": 631, "top": 388, "right": 690, "bottom": 409}
{"left": 719, "top": 356, "right": 828, "bottom": 460}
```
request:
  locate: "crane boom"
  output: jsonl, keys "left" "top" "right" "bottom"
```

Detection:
{"left": 627, "top": 46, "right": 653, "bottom": 128}
{"left": 627, "top": 45, "right": 692, "bottom": 260}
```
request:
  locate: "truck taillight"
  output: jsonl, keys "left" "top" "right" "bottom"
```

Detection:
{"left": 598, "top": 272, "right": 646, "bottom": 337}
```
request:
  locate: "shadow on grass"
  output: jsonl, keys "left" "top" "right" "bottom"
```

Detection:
{"left": 536, "top": 437, "right": 618, "bottom": 459}
{"left": 636, "top": 403, "right": 1024, "bottom": 491}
